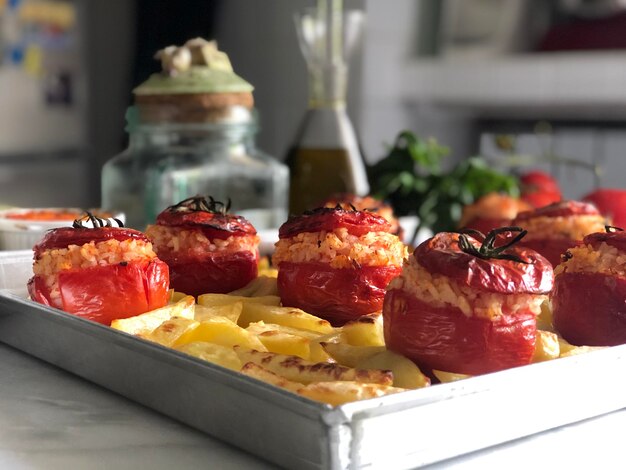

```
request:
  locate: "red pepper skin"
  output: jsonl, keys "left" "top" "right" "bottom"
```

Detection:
{"left": 279, "top": 207, "right": 391, "bottom": 238}
{"left": 28, "top": 259, "right": 169, "bottom": 326}
{"left": 383, "top": 289, "right": 537, "bottom": 375}
{"left": 278, "top": 261, "right": 402, "bottom": 326}
{"left": 415, "top": 232, "right": 554, "bottom": 295}
{"left": 161, "top": 250, "right": 258, "bottom": 297}
{"left": 552, "top": 271, "right": 626, "bottom": 346}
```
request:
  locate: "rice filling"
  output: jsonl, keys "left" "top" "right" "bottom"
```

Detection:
{"left": 388, "top": 256, "right": 545, "bottom": 320}
{"left": 273, "top": 228, "right": 407, "bottom": 269}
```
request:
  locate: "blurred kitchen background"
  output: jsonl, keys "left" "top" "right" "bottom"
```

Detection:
{"left": 2, "top": 0, "right": 626, "bottom": 207}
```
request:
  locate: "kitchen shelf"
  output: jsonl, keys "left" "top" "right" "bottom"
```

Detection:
{"left": 402, "top": 51, "right": 626, "bottom": 120}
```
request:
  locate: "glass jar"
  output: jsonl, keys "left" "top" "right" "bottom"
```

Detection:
{"left": 102, "top": 106, "right": 289, "bottom": 230}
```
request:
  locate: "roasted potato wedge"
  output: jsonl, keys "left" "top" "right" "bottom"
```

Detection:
{"left": 111, "top": 295, "right": 196, "bottom": 337}
{"left": 176, "top": 341, "right": 242, "bottom": 371}
{"left": 558, "top": 337, "right": 606, "bottom": 357}
{"left": 146, "top": 316, "right": 200, "bottom": 348}
{"left": 356, "top": 350, "right": 430, "bottom": 389}
{"left": 298, "top": 381, "right": 405, "bottom": 406}
{"left": 246, "top": 321, "right": 332, "bottom": 362}
{"left": 536, "top": 300, "right": 554, "bottom": 332}
{"left": 321, "top": 342, "right": 385, "bottom": 368}
{"left": 432, "top": 370, "right": 471, "bottom": 383}
{"left": 176, "top": 317, "right": 267, "bottom": 351}
{"left": 234, "top": 348, "right": 393, "bottom": 385}
{"left": 237, "top": 304, "right": 333, "bottom": 334}
{"left": 240, "top": 362, "right": 303, "bottom": 393}
{"left": 340, "top": 313, "right": 385, "bottom": 346}
{"left": 532, "top": 330, "right": 560, "bottom": 362}
{"left": 229, "top": 276, "right": 279, "bottom": 297}
{"left": 194, "top": 302, "right": 243, "bottom": 324}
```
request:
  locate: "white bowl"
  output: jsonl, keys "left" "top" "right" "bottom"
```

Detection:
{"left": 0, "top": 208, "right": 125, "bottom": 251}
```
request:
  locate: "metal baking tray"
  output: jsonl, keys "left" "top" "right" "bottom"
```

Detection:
{"left": 0, "top": 250, "right": 625, "bottom": 469}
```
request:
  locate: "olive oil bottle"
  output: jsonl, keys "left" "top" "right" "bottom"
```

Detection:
{"left": 287, "top": 0, "right": 368, "bottom": 215}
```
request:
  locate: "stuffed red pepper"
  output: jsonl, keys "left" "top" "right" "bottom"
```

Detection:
{"left": 146, "top": 196, "right": 259, "bottom": 297}
{"left": 513, "top": 200, "right": 606, "bottom": 267}
{"left": 28, "top": 213, "right": 169, "bottom": 325}
{"left": 552, "top": 227, "right": 626, "bottom": 346}
{"left": 273, "top": 206, "right": 407, "bottom": 326}
{"left": 383, "top": 228, "right": 553, "bottom": 375}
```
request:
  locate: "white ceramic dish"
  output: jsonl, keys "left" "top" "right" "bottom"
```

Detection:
{"left": 0, "top": 208, "right": 125, "bottom": 251}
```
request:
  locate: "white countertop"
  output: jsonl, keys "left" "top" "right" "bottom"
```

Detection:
{"left": 1, "top": 341, "right": 624, "bottom": 470}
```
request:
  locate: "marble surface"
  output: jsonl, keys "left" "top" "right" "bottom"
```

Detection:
{"left": 0, "top": 341, "right": 625, "bottom": 469}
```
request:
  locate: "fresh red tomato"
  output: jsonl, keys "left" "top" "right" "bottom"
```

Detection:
{"left": 384, "top": 230, "right": 553, "bottom": 375}
{"left": 520, "top": 171, "right": 562, "bottom": 208}
{"left": 384, "top": 289, "right": 537, "bottom": 375}
{"left": 278, "top": 261, "right": 402, "bottom": 326}
{"left": 583, "top": 188, "right": 626, "bottom": 228}
{"left": 29, "top": 223, "right": 169, "bottom": 325}
{"left": 151, "top": 196, "right": 259, "bottom": 296}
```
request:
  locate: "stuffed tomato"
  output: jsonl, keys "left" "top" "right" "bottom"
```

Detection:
{"left": 513, "top": 200, "right": 605, "bottom": 267}
{"left": 28, "top": 213, "right": 169, "bottom": 325}
{"left": 552, "top": 228, "right": 626, "bottom": 346}
{"left": 321, "top": 193, "right": 403, "bottom": 240}
{"left": 145, "top": 196, "right": 259, "bottom": 297}
{"left": 273, "top": 206, "right": 407, "bottom": 326}
{"left": 383, "top": 228, "right": 553, "bottom": 375}
{"left": 459, "top": 193, "right": 531, "bottom": 235}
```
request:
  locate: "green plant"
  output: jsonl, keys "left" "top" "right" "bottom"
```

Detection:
{"left": 368, "top": 131, "right": 519, "bottom": 241}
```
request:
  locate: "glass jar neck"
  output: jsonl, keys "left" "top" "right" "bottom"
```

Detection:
{"left": 307, "top": 63, "right": 347, "bottom": 109}
{"left": 125, "top": 106, "right": 258, "bottom": 153}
